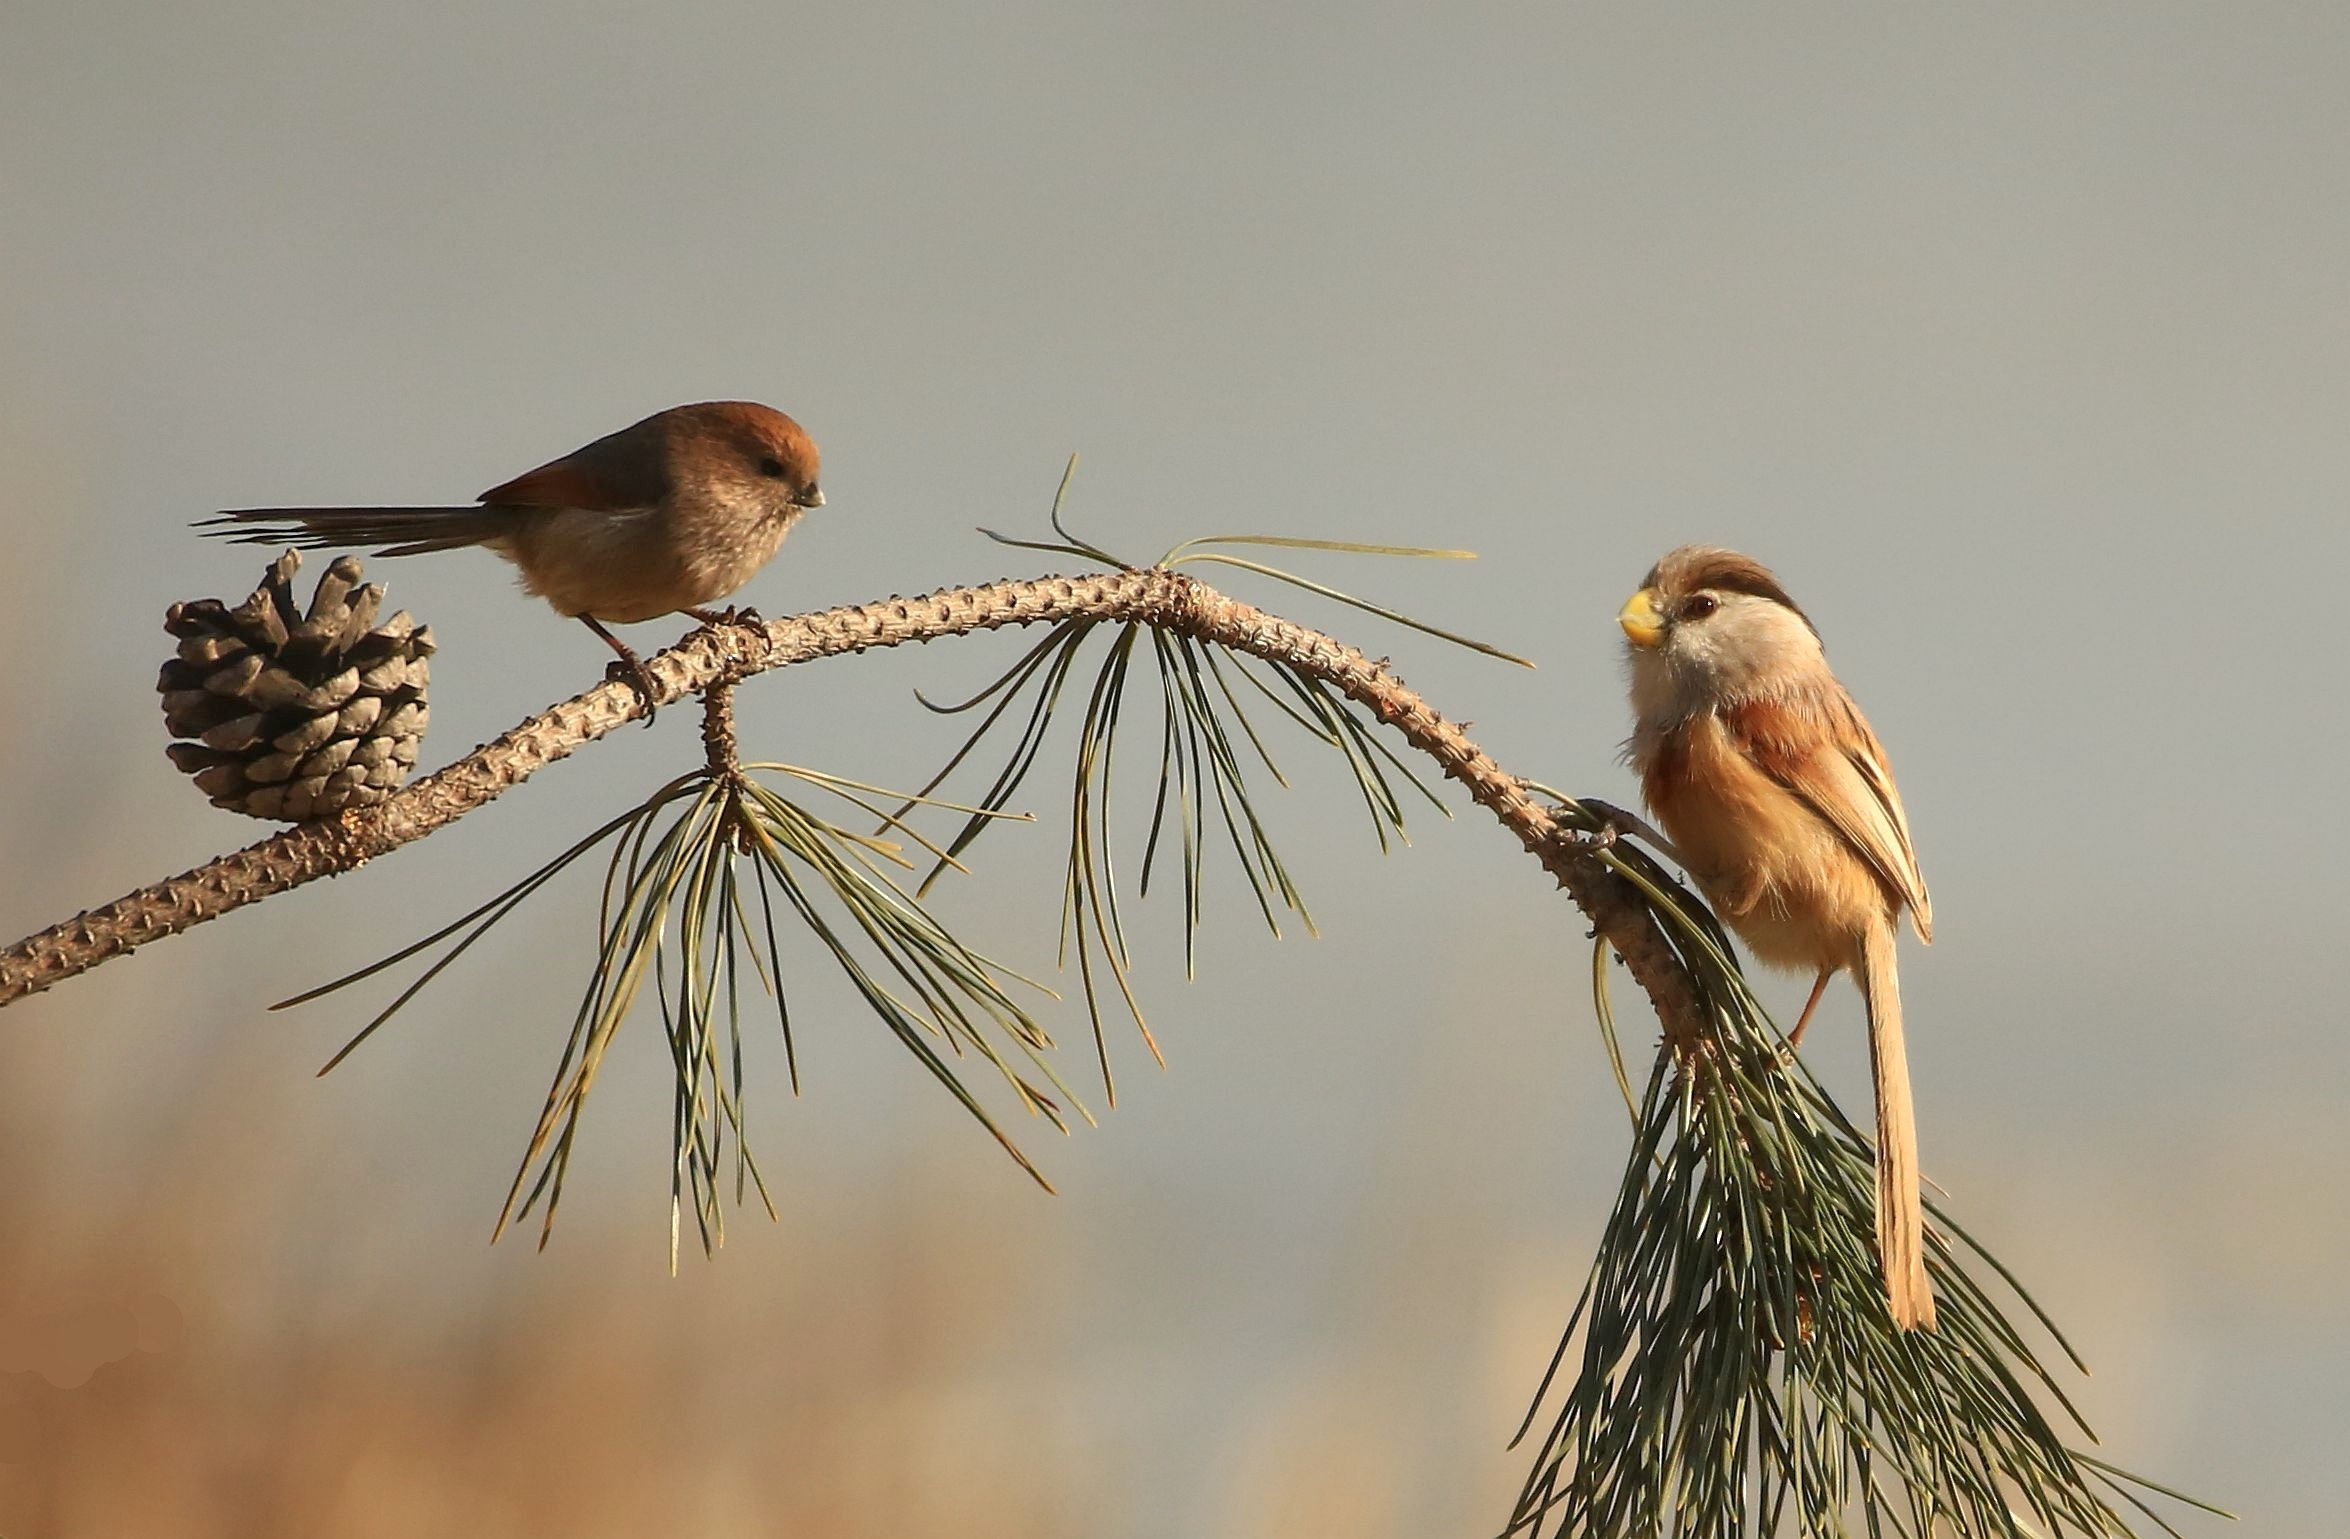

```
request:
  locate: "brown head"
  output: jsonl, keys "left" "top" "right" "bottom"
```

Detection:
{"left": 1618, "top": 545, "right": 1829, "bottom": 719}
{"left": 663, "top": 401, "right": 823, "bottom": 510}
{"left": 480, "top": 400, "right": 824, "bottom": 517}
{"left": 634, "top": 401, "right": 823, "bottom": 523}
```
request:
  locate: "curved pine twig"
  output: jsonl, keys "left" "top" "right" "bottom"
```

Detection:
{"left": 0, "top": 569, "right": 1693, "bottom": 1039}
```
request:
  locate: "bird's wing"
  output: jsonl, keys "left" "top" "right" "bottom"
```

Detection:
{"left": 1723, "top": 693, "right": 1932, "bottom": 941}
{"left": 478, "top": 418, "right": 669, "bottom": 511}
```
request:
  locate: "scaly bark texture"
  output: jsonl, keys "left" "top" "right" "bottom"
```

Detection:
{"left": 0, "top": 570, "right": 1701, "bottom": 1041}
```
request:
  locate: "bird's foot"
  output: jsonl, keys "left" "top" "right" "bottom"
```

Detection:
{"left": 1573, "top": 798, "right": 1683, "bottom": 865}
{"left": 683, "top": 604, "right": 763, "bottom": 628}
{"left": 603, "top": 654, "right": 662, "bottom": 726}
{"left": 578, "top": 615, "right": 662, "bottom": 727}
{"left": 1557, "top": 820, "right": 1617, "bottom": 852}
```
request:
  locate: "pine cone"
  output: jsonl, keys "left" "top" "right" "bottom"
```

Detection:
{"left": 160, "top": 550, "right": 433, "bottom": 821}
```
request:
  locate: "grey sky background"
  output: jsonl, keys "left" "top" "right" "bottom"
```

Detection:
{"left": 3, "top": 3, "right": 2346, "bottom": 1533}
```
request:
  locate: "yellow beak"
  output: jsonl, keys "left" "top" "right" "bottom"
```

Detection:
{"left": 1618, "top": 588, "right": 1666, "bottom": 648}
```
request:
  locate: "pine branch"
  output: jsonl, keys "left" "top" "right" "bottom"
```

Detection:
{"left": 0, "top": 569, "right": 1684, "bottom": 1035}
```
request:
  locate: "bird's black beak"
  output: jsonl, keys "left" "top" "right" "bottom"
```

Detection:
{"left": 795, "top": 487, "right": 825, "bottom": 509}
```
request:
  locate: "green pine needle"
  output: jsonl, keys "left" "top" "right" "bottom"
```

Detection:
{"left": 1512, "top": 792, "right": 2231, "bottom": 1538}
{"left": 898, "top": 487, "right": 1524, "bottom": 1100}
{"left": 284, "top": 761, "right": 1073, "bottom": 1265}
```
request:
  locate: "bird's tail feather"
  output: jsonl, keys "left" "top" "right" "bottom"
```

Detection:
{"left": 196, "top": 507, "right": 510, "bottom": 558}
{"left": 1861, "top": 924, "right": 1936, "bottom": 1331}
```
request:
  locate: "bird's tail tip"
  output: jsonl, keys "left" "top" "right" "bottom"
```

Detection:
{"left": 1863, "top": 924, "right": 1938, "bottom": 1332}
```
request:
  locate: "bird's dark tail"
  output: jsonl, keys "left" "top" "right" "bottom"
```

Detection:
{"left": 196, "top": 506, "right": 511, "bottom": 558}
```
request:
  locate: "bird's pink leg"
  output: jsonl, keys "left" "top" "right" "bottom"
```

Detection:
{"left": 1787, "top": 969, "right": 1833, "bottom": 1050}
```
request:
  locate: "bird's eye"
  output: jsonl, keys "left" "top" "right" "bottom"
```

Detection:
{"left": 1682, "top": 594, "right": 1719, "bottom": 620}
{"left": 757, "top": 456, "right": 788, "bottom": 478}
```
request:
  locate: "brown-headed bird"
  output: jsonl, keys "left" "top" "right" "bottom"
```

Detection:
{"left": 1618, "top": 545, "right": 1937, "bottom": 1330}
{"left": 201, "top": 401, "right": 824, "bottom": 703}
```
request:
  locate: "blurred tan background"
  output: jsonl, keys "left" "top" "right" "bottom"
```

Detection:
{"left": 2, "top": 3, "right": 2345, "bottom": 1534}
